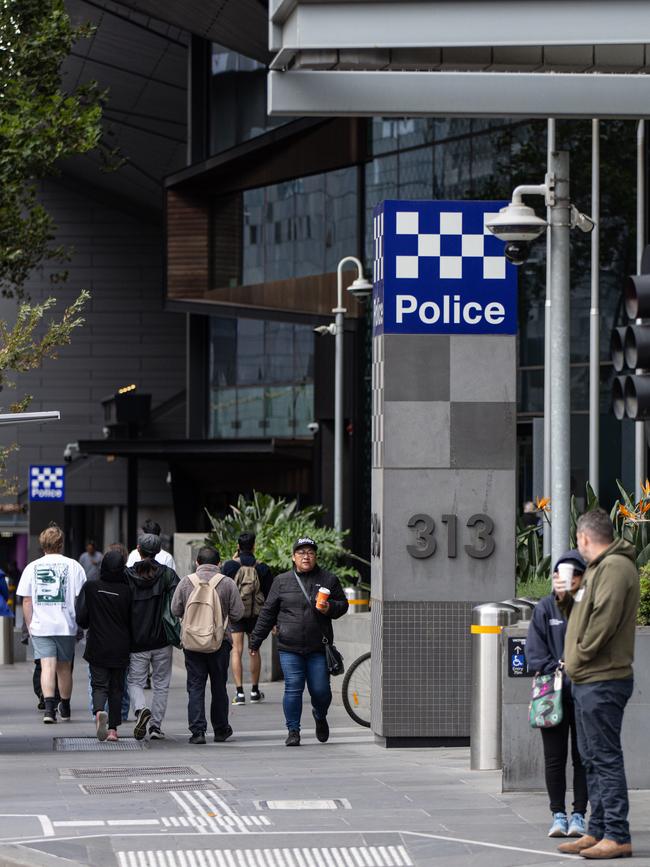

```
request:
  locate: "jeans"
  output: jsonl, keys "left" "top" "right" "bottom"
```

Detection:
{"left": 87, "top": 668, "right": 130, "bottom": 721}
{"left": 128, "top": 646, "right": 173, "bottom": 729}
{"left": 184, "top": 643, "right": 231, "bottom": 736}
{"left": 572, "top": 678, "right": 634, "bottom": 844}
{"left": 89, "top": 664, "right": 127, "bottom": 730}
{"left": 278, "top": 650, "right": 331, "bottom": 732}
{"left": 540, "top": 687, "right": 588, "bottom": 815}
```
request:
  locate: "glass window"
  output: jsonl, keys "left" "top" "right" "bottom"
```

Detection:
{"left": 209, "top": 318, "right": 315, "bottom": 439}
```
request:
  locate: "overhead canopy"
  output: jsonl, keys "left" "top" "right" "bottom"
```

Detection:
{"left": 268, "top": 0, "right": 650, "bottom": 118}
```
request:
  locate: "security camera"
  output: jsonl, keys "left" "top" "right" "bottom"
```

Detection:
{"left": 307, "top": 421, "right": 320, "bottom": 434}
{"left": 485, "top": 202, "right": 548, "bottom": 265}
{"left": 571, "top": 205, "right": 596, "bottom": 234}
{"left": 314, "top": 324, "right": 336, "bottom": 336}
{"left": 63, "top": 441, "right": 80, "bottom": 463}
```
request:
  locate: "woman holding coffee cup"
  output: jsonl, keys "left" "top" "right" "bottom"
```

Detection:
{"left": 527, "top": 550, "right": 589, "bottom": 839}
{"left": 248, "top": 537, "right": 349, "bottom": 747}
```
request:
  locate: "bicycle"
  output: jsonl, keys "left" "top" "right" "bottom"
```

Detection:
{"left": 341, "top": 651, "right": 371, "bottom": 727}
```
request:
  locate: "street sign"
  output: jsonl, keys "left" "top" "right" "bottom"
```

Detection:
{"left": 373, "top": 200, "right": 518, "bottom": 335}
{"left": 507, "top": 636, "right": 532, "bottom": 678}
{"left": 29, "top": 465, "right": 65, "bottom": 502}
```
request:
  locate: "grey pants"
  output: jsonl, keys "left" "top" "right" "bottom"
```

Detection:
{"left": 128, "top": 646, "right": 173, "bottom": 729}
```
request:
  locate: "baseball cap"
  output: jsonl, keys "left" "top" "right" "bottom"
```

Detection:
{"left": 138, "top": 533, "right": 162, "bottom": 557}
{"left": 553, "top": 549, "right": 586, "bottom": 574}
{"left": 293, "top": 537, "right": 318, "bottom": 553}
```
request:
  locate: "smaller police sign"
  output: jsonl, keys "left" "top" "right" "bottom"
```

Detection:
{"left": 29, "top": 465, "right": 65, "bottom": 502}
{"left": 373, "top": 200, "right": 518, "bottom": 335}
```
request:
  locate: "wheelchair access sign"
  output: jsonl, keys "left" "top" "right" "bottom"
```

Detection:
{"left": 372, "top": 200, "right": 518, "bottom": 335}
{"left": 29, "top": 465, "right": 65, "bottom": 502}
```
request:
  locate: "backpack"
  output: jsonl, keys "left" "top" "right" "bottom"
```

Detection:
{"left": 181, "top": 574, "right": 227, "bottom": 653}
{"left": 234, "top": 562, "right": 264, "bottom": 618}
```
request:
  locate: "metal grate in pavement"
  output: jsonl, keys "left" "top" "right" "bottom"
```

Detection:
{"left": 53, "top": 737, "right": 144, "bottom": 752}
{"left": 81, "top": 779, "right": 229, "bottom": 795}
{"left": 117, "top": 845, "right": 413, "bottom": 867}
{"left": 62, "top": 766, "right": 197, "bottom": 778}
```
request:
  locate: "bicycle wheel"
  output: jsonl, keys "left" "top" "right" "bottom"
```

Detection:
{"left": 342, "top": 652, "right": 371, "bottom": 727}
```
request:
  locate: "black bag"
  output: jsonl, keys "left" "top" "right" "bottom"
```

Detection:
{"left": 293, "top": 571, "right": 345, "bottom": 677}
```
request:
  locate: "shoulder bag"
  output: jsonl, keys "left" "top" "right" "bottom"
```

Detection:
{"left": 162, "top": 572, "right": 182, "bottom": 648}
{"left": 528, "top": 667, "right": 564, "bottom": 728}
{"left": 293, "top": 571, "right": 345, "bottom": 676}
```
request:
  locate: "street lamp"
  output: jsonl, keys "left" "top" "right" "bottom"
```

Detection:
{"left": 486, "top": 152, "right": 594, "bottom": 570}
{"left": 319, "top": 257, "right": 372, "bottom": 534}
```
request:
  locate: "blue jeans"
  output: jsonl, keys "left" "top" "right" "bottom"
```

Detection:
{"left": 279, "top": 650, "right": 331, "bottom": 732}
{"left": 572, "top": 678, "right": 634, "bottom": 844}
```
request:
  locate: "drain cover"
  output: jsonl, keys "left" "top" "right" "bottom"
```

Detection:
{"left": 81, "top": 779, "right": 228, "bottom": 795}
{"left": 54, "top": 737, "right": 144, "bottom": 752}
{"left": 61, "top": 766, "right": 200, "bottom": 779}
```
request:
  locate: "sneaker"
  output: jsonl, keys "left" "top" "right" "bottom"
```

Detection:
{"left": 189, "top": 732, "right": 206, "bottom": 744}
{"left": 213, "top": 725, "right": 233, "bottom": 743}
{"left": 285, "top": 730, "right": 301, "bottom": 747}
{"left": 43, "top": 710, "right": 57, "bottom": 724}
{"left": 232, "top": 691, "right": 245, "bottom": 705}
{"left": 95, "top": 710, "right": 108, "bottom": 742}
{"left": 250, "top": 689, "right": 264, "bottom": 703}
{"left": 37, "top": 698, "right": 45, "bottom": 711}
{"left": 148, "top": 726, "right": 165, "bottom": 740}
{"left": 567, "top": 812, "right": 587, "bottom": 837}
{"left": 313, "top": 711, "right": 329, "bottom": 743}
{"left": 133, "top": 707, "right": 152, "bottom": 741}
{"left": 548, "top": 812, "right": 569, "bottom": 838}
{"left": 58, "top": 699, "right": 71, "bottom": 721}
{"left": 106, "top": 729, "right": 118, "bottom": 742}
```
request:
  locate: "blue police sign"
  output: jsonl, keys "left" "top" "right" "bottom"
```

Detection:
{"left": 373, "top": 200, "right": 517, "bottom": 335}
{"left": 29, "top": 465, "right": 65, "bottom": 502}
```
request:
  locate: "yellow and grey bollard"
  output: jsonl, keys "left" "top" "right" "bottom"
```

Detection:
{"left": 470, "top": 602, "right": 518, "bottom": 770}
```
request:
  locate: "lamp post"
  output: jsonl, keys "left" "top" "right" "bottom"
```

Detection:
{"left": 330, "top": 256, "right": 372, "bottom": 534}
{"left": 486, "top": 152, "right": 594, "bottom": 569}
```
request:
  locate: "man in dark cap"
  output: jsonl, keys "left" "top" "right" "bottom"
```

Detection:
{"left": 75, "top": 549, "right": 131, "bottom": 742}
{"left": 249, "top": 537, "right": 348, "bottom": 746}
{"left": 125, "top": 534, "right": 180, "bottom": 741}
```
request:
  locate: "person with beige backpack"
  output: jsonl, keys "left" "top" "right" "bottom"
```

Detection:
{"left": 171, "top": 546, "right": 244, "bottom": 744}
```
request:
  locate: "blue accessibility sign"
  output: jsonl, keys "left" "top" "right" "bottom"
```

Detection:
{"left": 372, "top": 200, "right": 518, "bottom": 335}
{"left": 29, "top": 465, "right": 65, "bottom": 502}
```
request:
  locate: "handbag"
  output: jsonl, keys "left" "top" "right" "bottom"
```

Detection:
{"left": 528, "top": 667, "right": 564, "bottom": 728}
{"left": 293, "top": 571, "right": 345, "bottom": 676}
{"left": 162, "top": 575, "right": 182, "bottom": 649}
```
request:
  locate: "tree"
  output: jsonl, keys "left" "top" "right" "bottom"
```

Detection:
{"left": 0, "top": 0, "right": 106, "bottom": 493}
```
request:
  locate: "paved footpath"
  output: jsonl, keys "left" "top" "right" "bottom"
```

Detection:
{"left": 1, "top": 656, "right": 649, "bottom": 867}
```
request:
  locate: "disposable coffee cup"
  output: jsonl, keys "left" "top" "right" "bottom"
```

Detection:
{"left": 316, "top": 587, "right": 331, "bottom": 610}
{"left": 557, "top": 562, "right": 574, "bottom": 592}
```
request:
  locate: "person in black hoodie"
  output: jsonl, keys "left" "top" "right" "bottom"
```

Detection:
{"left": 125, "top": 533, "right": 180, "bottom": 741}
{"left": 75, "top": 550, "right": 131, "bottom": 742}
{"left": 249, "top": 537, "right": 348, "bottom": 747}
{"left": 527, "top": 549, "right": 589, "bottom": 840}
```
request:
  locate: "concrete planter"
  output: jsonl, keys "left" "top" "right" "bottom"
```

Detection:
{"left": 502, "top": 624, "right": 650, "bottom": 792}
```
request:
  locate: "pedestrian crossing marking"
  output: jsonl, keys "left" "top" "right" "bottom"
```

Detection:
{"left": 117, "top": 846, "right": 413, "bottom": 867}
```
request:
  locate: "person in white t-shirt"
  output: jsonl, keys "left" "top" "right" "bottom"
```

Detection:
{"left": 126, "top": 519, "right": 176, "bottom": 571}
{"left": 17, "top": 524, "right": 87, "bottom": 724}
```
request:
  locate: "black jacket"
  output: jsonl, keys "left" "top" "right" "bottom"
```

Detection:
{"left": 250, "top": 565, "right": 348, "bottom": 655}
{"left": 125, "top": 560, "right": 180, "bottom": 652}
{"left": 76, "top": 574, "right": 132, "bottom": 669}
{"left": 526, "top": 594, "right": 569, "bottom": 685}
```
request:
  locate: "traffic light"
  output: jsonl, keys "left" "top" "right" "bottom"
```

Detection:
{"left": 611, "top": 260, "right": 650, "bottom": 420}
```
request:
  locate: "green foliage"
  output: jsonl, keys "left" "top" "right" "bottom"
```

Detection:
{"left": 638, "top": 572, "right": 650, "bottom": 626}
{"left": 204, "top": 492, "right": 368, "bottom": 586}
{"left": 0, "top": 0, "right": 105, "bottom": 298}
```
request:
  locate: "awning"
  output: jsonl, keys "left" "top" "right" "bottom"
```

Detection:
{"left": 77, "top": 437, "right": 313, "bottom": 462}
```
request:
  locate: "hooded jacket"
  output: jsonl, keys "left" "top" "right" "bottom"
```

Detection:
{"left": 75, "top": 551, "right": 132, "bottom": 668}
{"left": 558, "top": 537, "right": 639, "bottom": 684}
{"left": 250, "top": 564, "right": 348, "bottom": 655}
{"left": 125, "top": 559, "right": 180, "bottom": 652}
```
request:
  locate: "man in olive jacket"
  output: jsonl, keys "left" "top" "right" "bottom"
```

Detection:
{"left": 249, "top": 537, "right": 348, "bottom": 747}
{"left": 556, "top": 509, "right": 639, "bottom": 861}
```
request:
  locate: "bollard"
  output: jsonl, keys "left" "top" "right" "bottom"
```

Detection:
{"left": 0, "top": 616, "right": 14, "bottom": 665}
{"left": 470, "top": 602, "right": 518, "bottom": 770}
{"left": 501, "top": 598, "right": 536, "bottom": 622}
{"left": 344, "top": 586, "right": 370, "bottom": 613}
